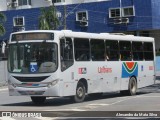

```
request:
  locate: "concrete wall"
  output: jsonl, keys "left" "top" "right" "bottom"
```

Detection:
{"left": 0, "top": 61, "right": 7, "bottom": 86}
{"left": 0, "top": 0, "right": 7, "bottom": 11}
{"left": 0, "top": 0, "right": 52, "bottom": 11}
{"left": 31, "top": 0, "right": 52, "bottom": 8}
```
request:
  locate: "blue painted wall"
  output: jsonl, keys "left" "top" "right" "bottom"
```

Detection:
{"left": 151, "top": 0, "right": 160, "bottom": 29}
{"left": 1, "top": 8, "right": 41, "bottom": 41}
{"left": 0, "top": 0, "right": 156, "bottom": 41}
{"left": 64, "top": 0, "right": 152, "bottom": 32}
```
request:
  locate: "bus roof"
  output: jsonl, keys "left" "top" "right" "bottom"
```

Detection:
{"left": 11, "top": 30, "right": 154, "bottom": 42}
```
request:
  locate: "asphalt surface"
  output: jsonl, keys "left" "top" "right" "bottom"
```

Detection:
{"left": 0, "top": 80, "right": 160, "bottom": 120}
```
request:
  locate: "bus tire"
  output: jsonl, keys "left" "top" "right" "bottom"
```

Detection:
{"left": 31, "top": 96, "right": 46, "bottom": 104}
{"left": 120, "top": 77, "right": 137, "bottom": 96}
{"left": 72, "top": 82, "right": 86, "bottom": 103}
{"left": 128, "top": 77, "right": 137, "bottom": 96}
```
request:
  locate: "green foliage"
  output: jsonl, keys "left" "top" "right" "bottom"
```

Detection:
{"left": 39, "top": 6, "right": 60, "bottom": 30}
{"left": 0, "top": 12, "right": 6, "bottom": 36}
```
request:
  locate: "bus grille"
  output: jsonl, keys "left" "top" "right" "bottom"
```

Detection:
{"left": 13, "top": 76, "right": 50, "bottom": 82}
{"left": 18, "top": 91, "right": 45, "bottom": 95}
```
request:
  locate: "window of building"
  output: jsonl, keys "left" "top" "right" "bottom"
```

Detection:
{"left": 18, "top": 0, "right": 31, "bottom": 6}
{"left": 132, "top": 42, "right": 143, "bottom": 61}
{"left": 53, "top": 0, "right": 64, "bottom": 3}
{"left": 119, "top": 41, "right": 132, "bottom": 61}
{"left": 11, "top": 0, "right": 18, "bottom": 7}
{"left": 144, "top": 42, "right": 154, "bottom": 60}
{"left": 109, "top": 8, "right": 120, "bottom": 18}
{"left": 105, "top": 40, "right": 119, "bottom": 61}
{"left": 74, "top": 38, "right": 90, "bottom": 61}
{"left": 122, "top": 6, "right": 135, "bottom": 17}
{"left": 91, "top": 39, "right": 105, "bottom": 61}
{"left": 60, "top": 38, "right": 74, "bottom": 71}
{"left": 109, "top": 6, "right": 135, "bottom": 18}
{"left": 13, "top": 17, "right": 25, "bottom": 26}
{"left": 76, "top": 11, "right": 88, "bottom": 21}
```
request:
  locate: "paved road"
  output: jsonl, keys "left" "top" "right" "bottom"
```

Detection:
{"left": 0, "top": 81, "right": 160, "bottom": 120}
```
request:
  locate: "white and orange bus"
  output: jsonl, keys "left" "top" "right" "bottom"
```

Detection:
{"left": 8, "top": 30, "right": 155, "bottom": 104}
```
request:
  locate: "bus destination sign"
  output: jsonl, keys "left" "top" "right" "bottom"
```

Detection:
{"left": 11, "top": 33, "right": 54, "bottom": 41}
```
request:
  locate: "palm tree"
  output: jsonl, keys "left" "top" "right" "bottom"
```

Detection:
{"left": 0, "top": 12, "right": 6, "bottom": 36}
{"left": 39, "top": 6, "right": 60, "bottom": 30}
{"left": 39, "top": 8, "right": 50, "bottom": 30}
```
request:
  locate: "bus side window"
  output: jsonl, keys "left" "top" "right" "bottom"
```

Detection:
{"left": 60, "top": 38, "right": 74, "bottom": 72}
{"left": 74, "top": 38, "right": 90, "bottom": 61}
{"left": 144, "top": 42, "right": 154, "bottom": 61}
{"left": 119, "top": 41, "right": 132, "bottom": 61}
{"left": 132, "top": 42, "right": 144, "bottom": 61}
{"left": 105, "top": 40, "right": 119, "bottom": 61}
{"left": 91, "top": 39, "right": 105, "bottom": 61}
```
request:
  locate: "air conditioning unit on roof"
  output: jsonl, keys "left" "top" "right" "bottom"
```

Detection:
{"left": 114, "top": 18, "right": 129, "bottom": 24}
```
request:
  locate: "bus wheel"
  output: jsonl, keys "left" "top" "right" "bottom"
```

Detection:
{"left": 120, "top": 77, "right": 137, "bottom": 96}
{"left": 73, "top": 82, "right": 86, "bottom": 103}
{"left": 31, "top": 96, "right": 46, "bottom": 104}
{"left": 128, "top": 77, "right": 137, "bottom": 95}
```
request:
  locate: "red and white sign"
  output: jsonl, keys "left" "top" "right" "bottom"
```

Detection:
{"left": 78, "top": 68, "right": 87, "bottom": 74}
{"left": 98, "top": 67, "right": 112, "bottom": 73}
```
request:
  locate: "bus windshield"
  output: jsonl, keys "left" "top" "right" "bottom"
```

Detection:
{"left": 8, "top": 42, "right": 58, "bottom": 74}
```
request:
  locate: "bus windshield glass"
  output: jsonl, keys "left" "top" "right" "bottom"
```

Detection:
{"left": 8, "top": 42, "right": 58, "bottom": 74}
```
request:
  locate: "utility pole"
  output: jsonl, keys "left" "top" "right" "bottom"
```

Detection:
{"left": 64, "top": 5, "right": 67, "bottom": 30}
{"left": 62, "top": 0, "right": 84, "bottom": 29}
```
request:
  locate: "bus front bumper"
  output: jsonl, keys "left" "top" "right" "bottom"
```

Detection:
{"left": 8, "top": 80, "right": 61, "bottom": 97}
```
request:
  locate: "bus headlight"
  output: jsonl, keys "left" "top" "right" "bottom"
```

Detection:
{"left": 48, "top": 79, "right": 59, "bottom": 87}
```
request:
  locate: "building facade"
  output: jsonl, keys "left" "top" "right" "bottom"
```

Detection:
{"left": 0, "top": 0, "right": 160, "bottom": 51}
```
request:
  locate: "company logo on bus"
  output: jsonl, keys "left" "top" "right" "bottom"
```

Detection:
{"left": 122, "top": 62, "right": 138, "bottom": 78}
{"left": 78, "top": 68, "right": 87, "bottom": 74}
{"left": 98, "top": 66, "right": 112, "bottom": 73}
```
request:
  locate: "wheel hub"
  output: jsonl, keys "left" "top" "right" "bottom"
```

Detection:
{"left": 77, "top": 87, "right": 83, "bottom": 98}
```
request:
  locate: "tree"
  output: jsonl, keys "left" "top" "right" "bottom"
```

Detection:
{"left": 39, "top": 6, "right": 60, "bottom": 30}
{"left": 0, "top": 12, "right": 6, "bottom": 36}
